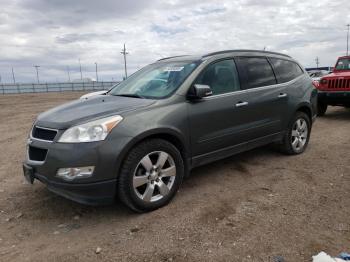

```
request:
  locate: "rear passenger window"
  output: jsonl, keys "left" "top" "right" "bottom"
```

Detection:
{"left": 269, "top": 58, "right": 304, "bottom": 83}
{"left": 235, "top": 57, "right": 277, "bottom": 89}
{"left": 195, "top": 59, "right": 240, "bottom": 95}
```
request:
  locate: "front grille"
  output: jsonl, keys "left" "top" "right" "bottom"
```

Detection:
{"left": 328, "top": 78, "right": 350, "bottom": 89}
{"left": 28, "top": 146, "right": 48, "bottom": 162}
{"left": 32, "top": 126, "right": 57, "bottom": 141}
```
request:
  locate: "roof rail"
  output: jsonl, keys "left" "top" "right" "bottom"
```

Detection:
{"left": 203, "top": 49, "right": 291, "bottom": 58}
{"left": 157, "top": 55, "right": 189, "bottom": 61}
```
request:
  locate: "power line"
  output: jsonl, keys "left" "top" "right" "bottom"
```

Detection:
{"left": 34, "top": 65, "right": 40, "bottom": 83}
{"left": 12, "top": 67, "right": 16, "bottom": 83}
{"left": 67, "top": 66, "right": 71, "bottom": 82}
{"left": 79, "top": 58, "right": 83, "bottom": 80}
{"left": 121, "top": 43, "right": 129, "bottom": 79}
{"left": 95, "top": 62, "right": 99, "bottom": 82}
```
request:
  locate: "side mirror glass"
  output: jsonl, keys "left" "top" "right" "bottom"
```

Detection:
{"left": 189, "top": 84, "right": 213, "bottom": 99}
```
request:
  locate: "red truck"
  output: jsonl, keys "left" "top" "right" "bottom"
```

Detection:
{"left": 317, "top": 56, "right": 350, "bottom": 115}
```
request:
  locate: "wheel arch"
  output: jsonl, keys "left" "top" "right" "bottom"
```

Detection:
{"left": 114, "top": 128, "right": 190, "bottom": 180}
{"left": 295, "top": 103, "right": 313, "bottom": 123}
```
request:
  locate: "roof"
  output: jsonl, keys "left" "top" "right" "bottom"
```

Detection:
{"left": 157, "top": 49, "right": 291, "bottom": 62}
{"left": 337, "top": 56, "right": 350, "bottom": 59}
{"left": 203, "top": 49, "right": 291, "bottom": 58}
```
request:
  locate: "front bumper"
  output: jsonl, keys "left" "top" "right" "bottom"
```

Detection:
{"left": 24, "top": 134, "right": 133, "bottom": 205}
{"left": 318, "top": 91, "right": 350, "bottom": 105}
{"left": 35, "top": 171, "right": 116, "bottom": 205}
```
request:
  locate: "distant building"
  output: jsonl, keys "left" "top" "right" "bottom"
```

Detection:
{"left": 72, "top": 78, "right": 96, "bottom": 83}
{"left": 305, "top": 66, "right": 333, "bottom": 72}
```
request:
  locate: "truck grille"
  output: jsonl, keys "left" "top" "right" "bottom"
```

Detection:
{"left": 32, "top": 126, "right": 57, "bottom": 141}
{"left": 327, "top": 78, "right": 350, "bottom": 89}
{"left": 28, "top": 146, "right": 48, "bottom": 162}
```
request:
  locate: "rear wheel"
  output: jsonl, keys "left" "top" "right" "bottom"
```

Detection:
{"left": 280, "top": 112, "right": 311, "bottom": 155}
{"left": 117, "top": 139, "right": 184, "bottom": 212}
{"left": 317, "top": 102, "right": 327, "bottom": 116}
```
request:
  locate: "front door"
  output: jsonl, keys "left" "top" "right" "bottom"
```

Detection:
{"left": 188, "top": 59, "right": 248, "bottom": 159}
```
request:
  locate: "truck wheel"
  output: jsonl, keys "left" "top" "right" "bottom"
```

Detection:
{"left": 317, "top": 102, "right": 327, "bottom": 116}
{"left": 117, "top": 139, "right": 184, "bottom": 212}
{"left": 280, "top": 112, "right": 311, "bottom": 155}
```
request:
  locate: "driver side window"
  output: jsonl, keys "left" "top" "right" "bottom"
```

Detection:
{"left": 196, "top": 59, "right": 241, "bottom": 95}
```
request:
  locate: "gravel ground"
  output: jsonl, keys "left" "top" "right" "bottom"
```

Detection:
{"left": 0, "top": 92, "right": 349, "bottom": 262}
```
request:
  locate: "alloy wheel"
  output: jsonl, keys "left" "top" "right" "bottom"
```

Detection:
{"left": 133, "top": 151, "right": 176, "bottom": 203}
{"left": 291, "top": 118, "right": 308, "bottom": 152}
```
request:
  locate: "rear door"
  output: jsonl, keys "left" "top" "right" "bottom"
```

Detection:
{"left": 233, "top": 56, "right": 288, "bottom": 139}
{"left": 268, "top": 57, "right": 305, "bottom": 127}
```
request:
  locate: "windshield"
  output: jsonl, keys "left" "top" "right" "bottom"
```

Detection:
{"left": 335, "top": 58, "right": 350, "bottom": 70}
{"left": 109, "top": 61, "right": 200, "bottom": 99}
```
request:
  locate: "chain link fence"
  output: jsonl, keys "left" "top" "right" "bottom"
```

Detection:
{"left": 0, "top": 81, "right": 119, "bottom": 94}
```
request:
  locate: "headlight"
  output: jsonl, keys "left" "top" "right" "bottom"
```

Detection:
{"left": 58, "top": 115, "right": 123, "bottom": 143}
{"left": 320, "top": 79, "right": 328, "bottom": 85}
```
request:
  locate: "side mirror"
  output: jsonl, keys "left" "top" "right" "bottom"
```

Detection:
{"left": 189, "top": 84, "right": 213, "bottom": 99}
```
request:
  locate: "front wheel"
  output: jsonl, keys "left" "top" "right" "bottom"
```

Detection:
{"left": 117, "top": 139, "right": 184, "bottom": 212}
{"left": 280, "top": 112, "right": 311, "bottom": 155}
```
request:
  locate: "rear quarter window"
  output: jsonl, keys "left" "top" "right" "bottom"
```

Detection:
{"left": 235, "top": 57, "right": 277, "bottom": 90}
{"left": 269, "top": 58, "right": 304, "bottom": 83}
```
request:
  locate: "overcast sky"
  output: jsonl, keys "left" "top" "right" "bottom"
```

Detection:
{"left": 0, "top": 0, "right": 349, "bottom": 83}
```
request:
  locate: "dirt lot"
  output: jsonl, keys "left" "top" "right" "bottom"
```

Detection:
{"left": 0, "top": 92, "right": 349, "bottom": 262}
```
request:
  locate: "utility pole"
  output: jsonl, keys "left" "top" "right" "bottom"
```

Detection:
{"left": 34, "top": 65, "right": 40, "bottom": 83}
{"left": 121, "top": 43, "right": 128, "bottom": 79}
{"left": 79, "top": 58, "right": 83, "bottom": 80}
{"left": 95, "top": 62, "right": 99, "bottom": 82}
{"left": 67, "top": 66, "right": 71, "bottom": 82}
{"left": 12, "top": 67, "right": 16, "bottom": 83}
{"left": 315, "top": 57, "right": 320, "bottom": 68}
{"left": 346, "top": 24, "right": 350, "bottom": 56}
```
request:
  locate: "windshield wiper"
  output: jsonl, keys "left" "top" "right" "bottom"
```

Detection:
{"left": 113, "top": 94, "right": 145, "bottom": 99}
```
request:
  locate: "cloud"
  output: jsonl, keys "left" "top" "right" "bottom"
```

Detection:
{"left": 0, "top": 0, "right": 349, "bottom": 83}
{"left": 20, "top": 0, "right": 155, "bottom": 26}
{"left": 192, "top": 6, "right": 227, "bottom": 16}
{"left": 151, "top": 24, "right": 187, "bottom": 37}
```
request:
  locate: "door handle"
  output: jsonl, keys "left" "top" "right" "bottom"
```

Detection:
{"left": 235, "top": 101, "right": 249, "bottom": 107}
{"left": 278, "top": 93, "right": 287, "bottom": 98}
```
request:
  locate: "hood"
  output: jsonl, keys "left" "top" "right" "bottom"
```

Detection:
{"left": 323, "top": 71, "right": 350, "bottom": 78}
{"left": 36, "top": 95, "right": 156, "bottom": 129}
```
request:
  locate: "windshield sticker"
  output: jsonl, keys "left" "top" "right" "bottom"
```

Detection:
{"left": 163, "top": 66, "right": 184, "bottom": 72}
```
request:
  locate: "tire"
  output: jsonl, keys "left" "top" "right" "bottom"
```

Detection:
{"left": 317, "top": 102, "right": 327, "bottom": 116}
{"left": 117, "top": 139, "right": 184, "bottom": 212}
{"left": 280, "top": 111, "right": 311, "bottom": 155}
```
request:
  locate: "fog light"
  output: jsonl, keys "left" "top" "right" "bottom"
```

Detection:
{"left": 56, "top": 166, "right": 95, "bottom": 181}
